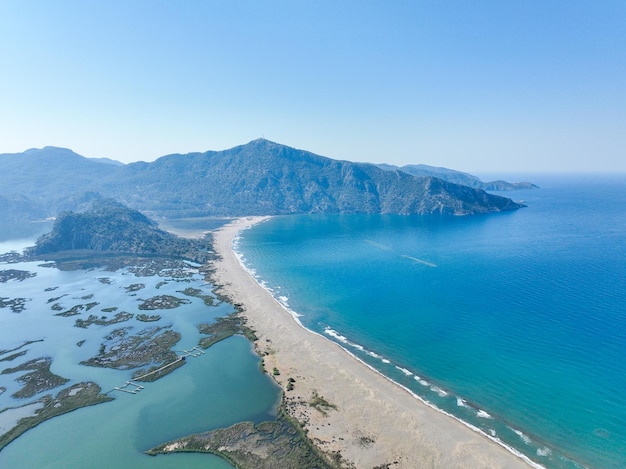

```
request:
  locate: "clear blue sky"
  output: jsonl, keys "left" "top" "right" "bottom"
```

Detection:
{"left": 1, "top": 1, "right": 625, "bottom": 172}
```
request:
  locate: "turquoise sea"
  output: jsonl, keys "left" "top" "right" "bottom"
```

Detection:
{"left": 235, "top": 174, "right": 626, "bottom": 469}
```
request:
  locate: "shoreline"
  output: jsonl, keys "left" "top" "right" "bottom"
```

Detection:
{"left": 212, "top": 216, "right": 536, "bottom": 469}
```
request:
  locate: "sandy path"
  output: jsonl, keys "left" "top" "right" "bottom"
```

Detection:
{"left": 211, "top": 216, "right": 536, "bottom": 469}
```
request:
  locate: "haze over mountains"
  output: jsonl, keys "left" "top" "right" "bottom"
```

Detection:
{"left": 375, "top": 163, "right": 538, "bottom": 191}
{"left": 0, "top": 139, "right": 530, "bottom": 226}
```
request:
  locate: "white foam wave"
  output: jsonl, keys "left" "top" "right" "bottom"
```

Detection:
{"left": 233, "top": 243, "right": 305, "bottom": 323}
{"left": 514, "top": 429, "right": 532, "bottom": 445}
{"left": 324, "top": 328, "right": 384, "bottom": 361}
{"left": 537, "top": 447, "right": 552, "bottom": 457}
{"left": 415, "top": 376, "right": 430, "bottom": 386}
{"left": 285, "top": 307, "right": 303, "bottom": 318}
{"left": 431, "top": 386, "right": 448, "bottom": 397}
{"left": 456, "top": 398, "right": 468, "bottom": 408}
{"left": 381, "top": 358, "right": 390, "bottom": 364}
{"left": 324, "top": 328, "right": 348, "bottom": 343}
{"left": 477, "top": 409, "right": 492, "bottom": 419}
{"left": 396, "top": 366, "right": 412, "bottom": 376}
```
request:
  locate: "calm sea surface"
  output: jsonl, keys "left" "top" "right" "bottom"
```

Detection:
{"left": 0, "top": 251, "right": 278, "bottom": 468}
{"left": 236, "top": 174, "right": 626, "bottom": 469}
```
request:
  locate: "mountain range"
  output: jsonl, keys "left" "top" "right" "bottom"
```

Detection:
{"left": 0, "top": 139, "right": 530, "bottom": 224}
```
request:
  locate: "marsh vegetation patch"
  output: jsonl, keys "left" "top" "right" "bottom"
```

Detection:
{"left": 74, "top": 312, "right": 134, "bottom": 328}
{"left": 81, "top": 326, "right": 181, "bottom": 370}
{"left": 198, "top": 315, "right": 257, "bottom": 349}
{"left": 136, "top": 313, "right": 161, "bottom": 322}
{"left": 0, "top": 297, "right": 30, "bottom": 313}
{"left": 309, "top": 391, "right": 338, "bottom": 417}
{"left": 179, "top": 287, "right": 215, "bottom": 306}
{"left": 1, "top": 357, "right": 69, "bottom": 399}
{"left": 124, "top": 283, "right": 145, "bottom": 293}
{"left": 138, "top": 295, "right": 190, "bottom": 310}
{"left": 55, "top": 302, "right": 99, "bottom": 317}
{"left": 0, "top": 252, "right": 25, "bottom": 264}
{"left": 0, "top": 381, "right": 113, "bottom": 451}
{"left": 0, "top": 269, "right": 36, "bottom": 283}
{"left": 146, "top": 414, "right": 335, "bottom": 469}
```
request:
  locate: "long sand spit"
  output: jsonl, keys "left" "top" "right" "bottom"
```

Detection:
{"left": 212, "top": 217, "right": 536, "bottom": 469}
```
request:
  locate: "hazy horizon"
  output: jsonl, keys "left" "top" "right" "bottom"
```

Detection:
{"left": 1, "top": 1, "right": 625, "bottom": 173}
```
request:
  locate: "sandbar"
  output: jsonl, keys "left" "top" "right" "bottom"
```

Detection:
{"left": 212, "top": 216, "right": 535, "bottom": 469}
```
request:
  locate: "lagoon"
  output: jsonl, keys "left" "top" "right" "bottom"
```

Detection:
{"left": 0, "top": 249, "right": 279, "bottom": 468}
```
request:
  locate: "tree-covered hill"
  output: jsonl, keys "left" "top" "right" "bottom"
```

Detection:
{"left": 95, "top": 139, "right": 524, "bottom": 216}
{"left": 31, "top": 199, "right": 211, "bottom": 263}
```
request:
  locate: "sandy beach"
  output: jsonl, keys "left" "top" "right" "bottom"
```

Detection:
{"left": 212, "top": 217, "right": 536, "bottom": 469}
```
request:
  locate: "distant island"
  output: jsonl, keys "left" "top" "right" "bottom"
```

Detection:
{"left": 0, "top": 139, "right": 530, "bottom": 227}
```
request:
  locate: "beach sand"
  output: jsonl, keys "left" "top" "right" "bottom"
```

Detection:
{"left": 212, "top": 217, "right": 535, "bottom": 469}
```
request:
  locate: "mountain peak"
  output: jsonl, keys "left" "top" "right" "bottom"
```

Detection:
{"left": 243, "top": 138, "right": 282, "bottom": 149}
{"left": 13, "top": 146, "right": 123, "bottom": 166}
{"left": 23, "top": 146, "right": 82, "bottom": 157}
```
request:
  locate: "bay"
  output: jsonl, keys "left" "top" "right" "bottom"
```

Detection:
{"left": 236, "top": 174, "right": 626, "bottom": 469}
